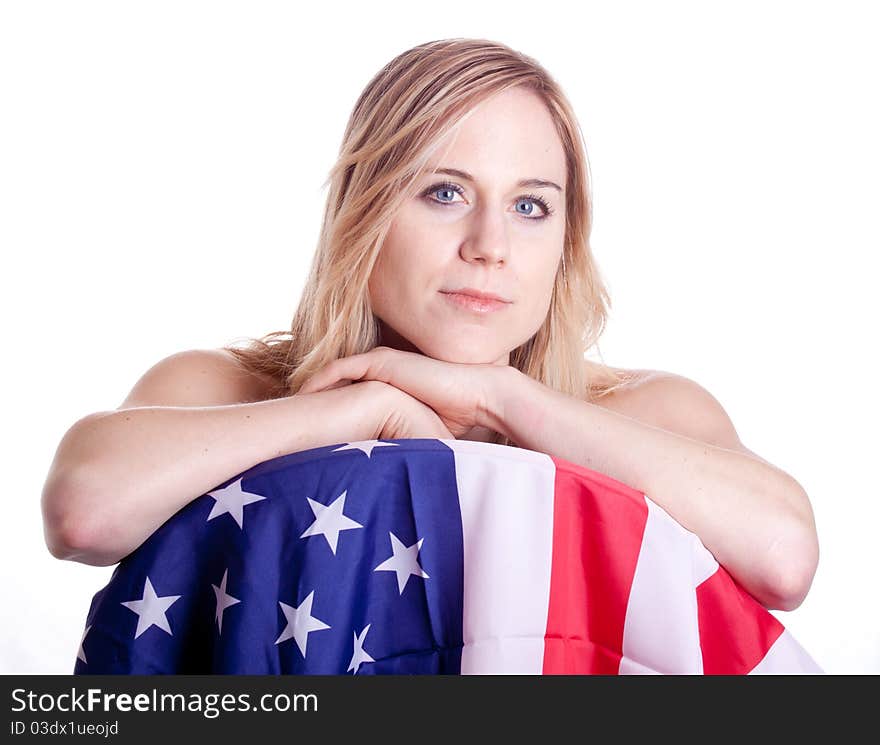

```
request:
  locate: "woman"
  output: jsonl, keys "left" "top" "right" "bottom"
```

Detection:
{"left": 41, "top": 38, "right": 818, "bottom": 613}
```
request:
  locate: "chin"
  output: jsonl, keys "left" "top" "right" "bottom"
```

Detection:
{"left": 425, "top": 341, "right": 506, "bottom": 365}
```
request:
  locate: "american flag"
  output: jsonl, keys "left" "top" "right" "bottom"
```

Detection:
{"left": 73, "top": 438, "right": 822, "bottom": 674}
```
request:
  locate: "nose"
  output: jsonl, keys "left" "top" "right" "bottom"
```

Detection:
{"left": 459, "top": 205, "right": 511, "bottom": 266}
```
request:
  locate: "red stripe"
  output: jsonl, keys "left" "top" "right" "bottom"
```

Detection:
{"left": 543, "top": 457, "right": 649, "bottom": 674}
{"left": 696, "top": 567, "right": 784, "bottom": 674}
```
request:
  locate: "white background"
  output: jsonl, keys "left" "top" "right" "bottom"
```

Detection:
{"left": 1, "top": 1, "right": 876, "bottom": 674}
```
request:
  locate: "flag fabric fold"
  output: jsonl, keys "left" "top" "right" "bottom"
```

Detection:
{"left": 73, "top": 438, "right": 822, "bottom": 674}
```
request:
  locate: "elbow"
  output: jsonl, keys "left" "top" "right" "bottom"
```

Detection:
{"left": 42, "top": 413, "right": 124, "bottom": 565}
{"left": 44, "top": 514, "right": 98, "bottom": 564}
{"left": 769, "top": 570, "right": 815, "bottom": 613}
{"left": 41, "top": 473, "right": 122, "bottom": 567}
{"left": 42, "top": 497, "right": 92, "bottom": 563}
{"left": 45, "top": 515, "right": 123, "bottom": 567}
{"left": 42, "top": 466, "right": 85, "bottom": 561}
{"left": 766, "top": 514, "right": 820, "bottom": 612}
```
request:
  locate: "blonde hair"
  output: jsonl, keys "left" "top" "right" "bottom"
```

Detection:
{"left": 224, "top": 37, "right": 638, "bottom": 447}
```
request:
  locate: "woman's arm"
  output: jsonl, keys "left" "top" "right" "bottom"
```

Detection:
{"left": 483, "top": 366, "right": 819, "bottom": 612}
{"left": 41, "top": 381, "right": 395, "bottom": 567}
{"left": 286, "top": 345, "right": 818, "bottom": 610}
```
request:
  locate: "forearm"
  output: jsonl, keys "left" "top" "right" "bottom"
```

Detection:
{"left": 41, "top": 381, "right": 389, "bottom": 566}
{"left": 484, "top": 367, "right": 815, "bottom": 611}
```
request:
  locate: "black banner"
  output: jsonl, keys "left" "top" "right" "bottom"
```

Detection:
{"left": 1, "top": 674, "right": 868, "bottom": 740}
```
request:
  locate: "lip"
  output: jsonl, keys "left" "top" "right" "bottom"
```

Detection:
{"left": 440, "top": 290, "right": 512, "bottom": 314}
{"left": 442, "top": 287, "right": 512, "bottom": 303}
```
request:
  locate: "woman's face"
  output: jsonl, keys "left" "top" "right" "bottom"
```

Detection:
{"left": 368, "top": 85, "right": 567, "bottom": 365}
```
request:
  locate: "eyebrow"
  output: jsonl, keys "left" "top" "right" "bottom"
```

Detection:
{"left": 430, "top": 167, "right": 563, "bottom": 193}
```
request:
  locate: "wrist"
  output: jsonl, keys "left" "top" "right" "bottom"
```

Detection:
{"left": 480, "top": 364, "right": 526, "bottom": 437}
{"left": 344, "top": 380, "right": 398, "bottom": 441}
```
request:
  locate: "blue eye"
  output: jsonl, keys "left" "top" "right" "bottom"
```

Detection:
{"left": 515, "top": 197, "right": 547, "bottom": 218}
{"left": 432, "top": 184, "right": 463, "bottom": 204}
{"left": 420, "top": 181, "right": 555, "bottom": 220}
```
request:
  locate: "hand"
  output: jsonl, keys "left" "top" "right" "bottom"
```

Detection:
{"left": 376, "top": 386, "right": 455, "bottom": 441}
{"left": 298, "top": 346, "right": 505, "bottom": 439}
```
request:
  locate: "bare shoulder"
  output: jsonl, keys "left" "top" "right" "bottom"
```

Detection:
{"left": 213, "top": 348, "right": 280, "bottom": 398}
{"left": 584, "top": 363, "right": 659, "bottom": 414}
{"left": 116, "top": 348, "right": 277, "bottom": 410}
{"left": 587, "top": 363, "right": 751, "bottom": 454}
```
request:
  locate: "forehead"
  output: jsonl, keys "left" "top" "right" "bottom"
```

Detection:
{"left": 427, "top": 87, "right": 566, "bottom": 185}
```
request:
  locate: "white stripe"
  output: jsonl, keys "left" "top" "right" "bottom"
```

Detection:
{"left": 625, "top": 496, "right": 824, "bottom": 675}
{"left": 444, "top": 442, "right": 822, "bottom": 675}
{"left": 445, "top": 440, "right": 556, "bottom": 674}
{"left": 748, "top": 629, "right": 825, "bottom": 674}
{"left": 620, "top": 496, "right": 705, "bottom": 674}
{"left": 692, "top": 533, "right": 721, "bottom": 587}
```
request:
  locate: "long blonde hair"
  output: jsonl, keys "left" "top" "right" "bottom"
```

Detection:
{"left": 224, "top": 37, "right": 637, "bottom": 447}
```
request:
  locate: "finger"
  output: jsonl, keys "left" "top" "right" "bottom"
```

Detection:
{"left": 300, "top": 356, "right": 372, "bottom": 394}
{"left": 308, "top": 378, "right": 354, "bottom": 393}
{"left": 327, "top": 379, "right": 354, "bottom": 390}
{"left": 303, "top": 374, "right": 355, "bottom": 393}
{"left": 301, "top": 358, "right": 367, "bottom": 394}
{"left": 302, "top": 348, "right": 438, "bottom": 402}
{"left": 372, "top": 349, "right": 457, "bottom": 404}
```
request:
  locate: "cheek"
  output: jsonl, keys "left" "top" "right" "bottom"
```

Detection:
{"left": 517, "top": 262, "right": 558, "bottom": 320}
{"left": 521, "top": 249, "right": 560, "bottom": 291}
{"left": 384, "top": 224, "right": 446, "bottom": 283}
{"left": 368, "top": 260, "right": 406, "bottom": 327}
{"left": 370, "top": 239, "right": 427, "bottom": 316}
{"left": 367, "top": 255, "right": 388, "bottom": 309}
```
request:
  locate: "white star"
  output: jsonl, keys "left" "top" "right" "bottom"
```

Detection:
{"left": 374, "top": 532, "right": 430, "bottom": 595}
{"left": 300, "top": 491, "right": 363, "bottom": 554}
{"left": 76, "top": 624, "right": 91, "bottom": 664}
{"left": 331, "top": 440, "right": 400, "bottom": 458}
{"left": 211, "top": 569, "right": 240, "bottom": 635}
{"left": 206, "top": 478, "right": 266, "bottom": 529}
{"left": 120, "top": 577, "right": 182, "bottom": 639}
{"left": 348, "top": 624, "right": 376, "bottom": 674}
{"left": 275, "top": 590, "right": 331, "bottom": 658}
